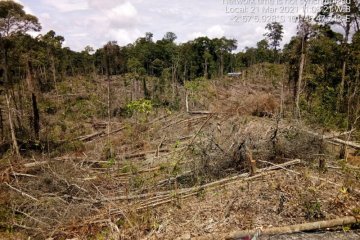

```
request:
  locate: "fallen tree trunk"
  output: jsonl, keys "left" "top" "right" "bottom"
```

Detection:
{"left": 24, "top": 161, "right": 49, "bottom": 168}
{"left": 75, "top": 131, "right": 105, "bottom": 142}
{"left": 300, "top": 129, "right": 360, "bottom": 149}
{"left": 226, "top": 216, "right": 359, "bottom": 239}
{"left": 328, "top": 138, "right": 360, "bottom": 150}
{"left": 123, "top": 148, "right": 169, "bottom": 160}
{"left": 135, "top": 160, "right": 301, "bottom": 210}
{"left": 188, "top": 111, "right": 228, "bottom": 115}
{"left": 100, "top": 159, "right": 301, "bottom": 203}
{"left": 75, "top": 127, "right": 126, "bottom": 142}
{"left": 162, "top": 116, "right": 208, "bottom": 129}
{"left": 188, "top": 111, "right": 214, "bottom": 115}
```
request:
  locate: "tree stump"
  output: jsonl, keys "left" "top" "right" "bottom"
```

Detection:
{"left": 232, "top": 140, "right": 257, "bottom": 176}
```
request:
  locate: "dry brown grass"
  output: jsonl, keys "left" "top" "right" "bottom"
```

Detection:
{"left": 1, "top": 68, "right": 360, "bottom": 239}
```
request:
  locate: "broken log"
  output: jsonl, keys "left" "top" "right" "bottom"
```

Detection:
{"left": 103, "top": 160, "right": 301, "bottom": 204}
{"left": 75, "top": 127, "right": 126, "bottom": 142}
{"left": 136, "top": 160, "right": 301, "bottom": 210}
{"left": 187, "top": 111, "right": 228, "bottom": 115}
{"left": 162, "top": 116, "right": 208, "bottom": 129}
{"left": 329, "top": 138, "right": 360, "bottom": 150}
{"left": 75, "top": 131, "right": 105, "bottom": 142}
{"left": 122, "top": 148, "right": 169, "bottom": 160}
{"left": 188, "top": 111, "right": 214, "bottom": 115}
{"left": 299, "top": 129, "right": 360, "bottom": 149}
{"left": 24, "top": 161, "right": 49, "bottom": 168}
{"left": 226, "top": 216, "right": 359, "bottom": 239}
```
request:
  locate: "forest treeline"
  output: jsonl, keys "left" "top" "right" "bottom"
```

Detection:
{"left": 0, "top": 0, "right": 360, "bottom": 155}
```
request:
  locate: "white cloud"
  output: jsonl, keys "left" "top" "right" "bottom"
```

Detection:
{"left": 41, "top": 0, "right": 88, "bottom": 12}
{"left": 188, "top": 32, "right": 205, "bottom": 40}
{"left": 206, "top": 25, "right": 225, "bottom": 38}
{"left": 107, "top": 2, "right": 139, "bottom": 28}
{"left": 24, "top": 0, "right": 312, "bottom": 51}
{"left": 39, "top": 12, "right": 51, "bottom": 20}
{"left": 255, "top": 26, "right": 265, "bottom": 35}
{"left": 71, "top": 33, "right": 88, "bottom": 37}
{"left": 87, "top": 0, "right": 126, "bottom": 9}
{"left": 107, "top": 28, "right": 142, "bottom": 45}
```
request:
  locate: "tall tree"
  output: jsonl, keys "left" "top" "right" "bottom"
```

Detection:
{"left": 295, "top": 17, "right": 312, "bottom": 118}
{"left": 264, "top": 22, "right": 284, "bottom": 52}
{"left": 317, "top": 0, "right": 360, "bottom": 110}
{"left": 0, "top": 0, "right": 41, "bottom": 155}
{"left": 40, "top": 30, "right": 64, "bottom": 91}
{"left": 163, "top": 32, "right": 177, "bottom": 43}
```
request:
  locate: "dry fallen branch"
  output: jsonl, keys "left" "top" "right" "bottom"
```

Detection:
{"left": 122, "top": 148, "right": 169, "bottom": 160}
{"left": 11, "top": 172, "right": 38, "bottom": 178}
{"left": 300, "top": 128, "right": 360, "bottom": 150}
{"left": 23, "top": 161, "right": 49, "bottom": 168}
{"left": 322, "top": 130, "right": 355, "bottom": 139}
{"left": 162, "top": 115, "right": 208, "bottom": 129}
{"left": 75, "top": 126, "right": 126, "bottom": 142}
{"left": 259, "top": 159, "right": 360, "bottom": 195}
{"left": 5, "top": 182, "right": 39, "bottom": 202}
{"left": 92, "top": 160, "right": 300, "bottom": 210}
{"left": 136, "top": 171, "right": 276, "bottom": 211}
{"left": 328, "top": 138, "right": 360, "bottom": 150}
{"left": 76, "top": 130, "right": 105, "bottom": 142}
{"left": 135, "top": 160, "right": 301, "bottom": 210}
{"left": 157, "top": 170, "right": 193, "bottom": 186}
{"left": 225, "top": 216, "right": 359, "bottom": 239}
{"left": 188, "top": 111, "right": 216, "bottom": 115}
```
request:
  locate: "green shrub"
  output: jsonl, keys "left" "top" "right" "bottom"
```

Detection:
{"left": 126, "top": 99, "right": 153, "bottom": 115}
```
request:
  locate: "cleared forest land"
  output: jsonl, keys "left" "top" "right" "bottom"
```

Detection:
{"left": 1, "top": 64, "right": 359, "bottom": 239}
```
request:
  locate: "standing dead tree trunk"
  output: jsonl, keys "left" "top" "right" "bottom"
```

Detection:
{"left": 220, "top": 51, "right": 224, "bottom": 78}
{"left": 295, "top": 50, "right": 305, "bottom": 118}
{"left": 26, "top": 60, "right": 40, "bottom": 140}
{"left": 294, "top": 4, "right": 312, "bottom": 119}
{"left": 337, "top": 21, "right": 351, "bottom": 111}
{"left": 204, "top": 58, "right": 208, "bottom": 79}
{"left": 5, "top": 94, "right": 20, "bottom": 157}
{"left": 172, "top": 58, "right": 180, "bottom": 101}
{"left": 0, "top": 106, "right": 3, "bottom": 141}
{"left": 106, "top": 58, "right": 111, "bottom": 139}
{"left": 31, "top": 93, "right": 40, "bottom": 140}
{"left": 104, "top": 44, "right": 113, "bottom": 159}
{"left": 50, "top": 54, "right": 58, "bottom": 94}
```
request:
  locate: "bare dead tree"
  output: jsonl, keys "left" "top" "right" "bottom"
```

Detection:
{"left": 0, "top": 105, "right": 4, "bottom": 141}
{"left": 295, "top": 4, "right": 311, "bottom": 119}
{"left": 5, "top": 93, "right": 20, "bottom": 157}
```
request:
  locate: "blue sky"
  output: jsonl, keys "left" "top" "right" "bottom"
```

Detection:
{"left": 18, "top": 0, "right": 321, "bottom": 52}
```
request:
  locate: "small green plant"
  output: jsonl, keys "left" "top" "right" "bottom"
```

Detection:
{"left": 126, "top": 99, "right": 153, "bottom": 115}
{"left": 173, "top": 140, "right": 181, "bottom": 149}
{"left": 102, "top": 143, "right": 115, "bottom": 162}
{"left": 171, "top": 162, "right": 181, "bottom": 176}
{"left": 304, "top": 200, "right": 324, "bottom": 220}
{"left": 121, "top": 163, "right": 138, "bottom": 174}
{"left": 342, "top": 225, "right": 351, "bottom": 232}
{"left": 196, "top": 187, "right": 206, "bottom": 200}
{"left": 184, "top": 77, "right": 206, "bottom": 92}
{"left": 131, "top": 175, "right": 144, "bottom": 189}
{"left": 159, "top": 163, "right": 169, "bottom": 172}
{"left": 106, "top": 157, "right": 116, "bottom": 168}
